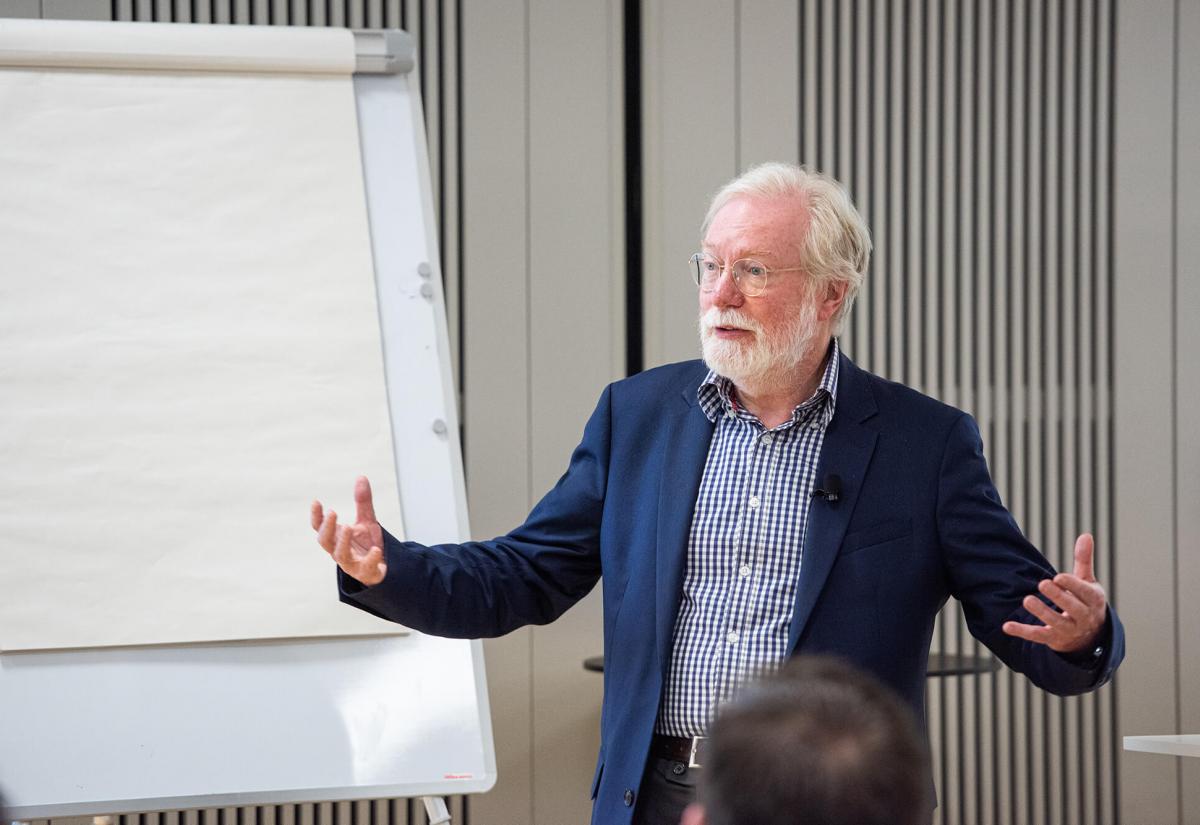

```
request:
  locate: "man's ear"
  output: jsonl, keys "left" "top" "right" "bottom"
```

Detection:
{"left": 817, "top": 277, "right": 848, "bottom": 323}
{"left": 680, "top": 802, "right": 707, "bottom": 825}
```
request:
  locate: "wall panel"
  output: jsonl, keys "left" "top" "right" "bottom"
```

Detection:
{"left": 641, "top": 0, "right": 738, "bottom": 367}
{"left": 1177, "top": 2, "right": 1200, "bottom": 820}
{"left": 526, "top": 1, "right": 624, "bottom": 823}
{"left": 1113, "top": 1, "right": 1182, "bottom": 824}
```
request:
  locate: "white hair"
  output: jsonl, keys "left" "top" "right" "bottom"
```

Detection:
{"left": 701, "top": 162, "right": 872, "bottom": 333}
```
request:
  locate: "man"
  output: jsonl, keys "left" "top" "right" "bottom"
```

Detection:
{"left": 312, "top": 163, "right": 1124, "bottom": 825}
{"left": 680, "top": 656, "right": 929, "bottom": 825}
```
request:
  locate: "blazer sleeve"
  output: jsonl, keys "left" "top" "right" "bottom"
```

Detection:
{"left": 335, "top": 384, "right": 613, "bottom": 639}
{"left": 936, "top": 413, "right": 1125, "bottom": 695}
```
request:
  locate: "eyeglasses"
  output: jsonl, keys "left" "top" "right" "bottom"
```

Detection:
{"left": 689, "top": 252, "right": 805, "bottom": 298}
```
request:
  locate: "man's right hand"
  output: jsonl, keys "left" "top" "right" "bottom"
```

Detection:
{"left": 311, "top": 475, "right": 387, "bottom": 586}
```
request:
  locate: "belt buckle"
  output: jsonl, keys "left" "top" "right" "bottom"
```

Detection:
{"left": 687, "top": 735, "right": 707, "bottom": 768}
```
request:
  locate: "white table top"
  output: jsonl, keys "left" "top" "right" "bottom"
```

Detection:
{"left": 1123, "top": 735, "right": 1200, "bottom": 758}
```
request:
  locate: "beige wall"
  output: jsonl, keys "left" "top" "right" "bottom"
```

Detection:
{"left": 1114, "top": 1, "right": 1200, "bottom": 824}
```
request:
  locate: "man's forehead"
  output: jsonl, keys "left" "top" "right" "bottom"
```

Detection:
{"left": 703, "top": 194, "right": 808, "bottom": 256}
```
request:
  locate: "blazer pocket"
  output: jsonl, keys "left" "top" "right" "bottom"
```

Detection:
{"left": 839, "top": 518, "right": 912, "bottom": 557}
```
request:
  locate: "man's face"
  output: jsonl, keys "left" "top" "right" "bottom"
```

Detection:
{"left": 697, "top": 194, "right": 833, "bottom": 385}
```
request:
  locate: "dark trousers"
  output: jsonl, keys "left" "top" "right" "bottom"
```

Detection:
{"left": 630, "top": 757, "right": 700, "bottom": 825}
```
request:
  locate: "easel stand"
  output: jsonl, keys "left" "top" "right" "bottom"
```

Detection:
{"left": 421, "top": 798, "right": 451, "bottom": 825}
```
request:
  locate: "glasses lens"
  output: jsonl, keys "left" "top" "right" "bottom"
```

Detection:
{"left": 734, "top": 259, "right": 768, "bottom": 296}
{"left": 691, "top": 253, "right": 721, "bottom": 290}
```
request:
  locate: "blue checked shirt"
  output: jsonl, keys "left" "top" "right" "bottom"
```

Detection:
{"left": 656, "top": 340, "right": 840, "bottom": 737}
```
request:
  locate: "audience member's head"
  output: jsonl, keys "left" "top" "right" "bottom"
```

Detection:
{"left": 682, "top": 656, "right": 930, "bottom": 825}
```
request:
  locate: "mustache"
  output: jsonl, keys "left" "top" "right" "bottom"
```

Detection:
{"left": 700, "top": 308, "right": 762, "bottom": 334}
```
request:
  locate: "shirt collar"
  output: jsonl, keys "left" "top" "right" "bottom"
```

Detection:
{"left": 697, "top": 338, "right": 841, "bottom": 428}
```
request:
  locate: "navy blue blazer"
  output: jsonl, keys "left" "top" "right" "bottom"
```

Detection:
{"left": 341, "top": 353, "right": 1124, "bottom": 825}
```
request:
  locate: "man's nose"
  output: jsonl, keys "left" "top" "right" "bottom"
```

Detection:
{"left": 711, "top": 267, "right": 744, "bottom": 307}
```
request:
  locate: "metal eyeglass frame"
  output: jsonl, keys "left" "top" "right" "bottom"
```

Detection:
{"left": 689, "top": 251, "right": 805, "bottom": 298}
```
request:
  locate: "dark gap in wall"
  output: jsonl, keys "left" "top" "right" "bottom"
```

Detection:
{"left": 623, "top": 0, "right": 643, "bottom": 376}
{"left": 798, "top": 0, "right": 805, "bottom": 162}
{"left": 456, "top": 0, "right": 465, "bottom": 452}
{"left": 437, "top": 0, "right": 446, "bottom": 291}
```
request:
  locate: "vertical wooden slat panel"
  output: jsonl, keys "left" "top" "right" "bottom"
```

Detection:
{"left": 1043, "top": 5, "right": 1064, "bottom": 822}
{"left": 1061, "top": 4, "right": 1082, "bottom": 824}
{"left": 990, "top": 2, "right": 1010, "bottom": 822}
{"left": 867, "top": 0, "right": 885, "bottom": 376}
{"left": 885, "top": 0, "right": 902, "bottom": 383}
{"left": 835, "top": 0, "right": 852, "bottom": 192}
{"left": 1097, "top": 3, "right": 1117, "bottom": 821}
{"left": 1076, "top": 5, "right": 1098, "bottom": 823}
{"left": 905, "top": 0, "right": 922, "bottom": 394}
{"left": 818, "top": 0, "right": 834, "bottom": 174}
{"left": 844, "top": 0, "right": 867, "bottom": 360}
{"left": 921, "top": 0, "right": 939, "bottom": 401}
{"left": 800, "top": 0, "right": 817, "bottom": 165}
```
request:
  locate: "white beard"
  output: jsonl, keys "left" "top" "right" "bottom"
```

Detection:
{"left": 698, "top": 300, "right": 820, "bottom": 390}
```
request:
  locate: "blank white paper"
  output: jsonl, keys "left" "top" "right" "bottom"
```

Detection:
{"left": 0, "top": 25, "right": 408, "bottom": 650}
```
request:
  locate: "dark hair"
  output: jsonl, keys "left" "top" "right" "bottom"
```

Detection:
{"left": 699, "top": 656, "right": 930, "bottom": 825}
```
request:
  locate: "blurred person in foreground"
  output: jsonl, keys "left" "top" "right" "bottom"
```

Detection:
{"left": 681, "top": 656, "right": 929, "bottom": 825}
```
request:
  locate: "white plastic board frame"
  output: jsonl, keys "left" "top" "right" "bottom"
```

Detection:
{"left": 0, "top": 23, "right": 495, "bottom": 816}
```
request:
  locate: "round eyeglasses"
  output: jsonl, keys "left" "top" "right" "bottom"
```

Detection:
{"left": 689, "top": 252, "right": 805, "bottom": 298}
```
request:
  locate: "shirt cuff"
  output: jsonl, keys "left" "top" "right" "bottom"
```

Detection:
{"left": 1055, "top": 609, "right": 1114, "bottom": 668}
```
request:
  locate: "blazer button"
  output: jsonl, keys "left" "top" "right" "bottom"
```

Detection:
{"left": 623, "top": 789, "right": 635, "bottom": 807}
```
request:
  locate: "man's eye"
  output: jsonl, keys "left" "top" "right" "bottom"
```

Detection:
{"left": 703, "top": 260, "right": 721, "bottom": 272}
{"left": 744, "top": 264, "right": 766, "bottom": 278}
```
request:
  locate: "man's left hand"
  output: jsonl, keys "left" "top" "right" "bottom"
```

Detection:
{"left": 1001, "top": 533, "right": 1107, "bottom": 654}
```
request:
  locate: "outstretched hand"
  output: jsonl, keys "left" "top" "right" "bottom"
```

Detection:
{"left": 1002, "top": 533, "right": 1107, "bottom": 654}
{"left": 311, "top": 475, "right": 387, "bottom": 586}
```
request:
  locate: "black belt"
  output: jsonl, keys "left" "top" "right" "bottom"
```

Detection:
{"left": 651, "top": 734, "right": 708, "bottom": 768}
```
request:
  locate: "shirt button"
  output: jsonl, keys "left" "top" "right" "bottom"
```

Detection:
{"left": 725, "top": 409, "right": 735, "bottom": 418}
{"left": 760, "top": 432, "right": 774, "bottom": 445}
{"left": 739, "top": 565, "right": 751, "bottom": 578}
{"left": 748, "top": 495, "right": 760, "bottom": 509}
{"left": 726, "top": 630, "right": 739, "bottom": 645}
{"left": 623, "top": 789, "right": 635, "bottom": 807}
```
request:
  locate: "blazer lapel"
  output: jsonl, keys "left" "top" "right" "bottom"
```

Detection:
{"left": 655, "top": 377, "right": 715, "bottom": 674}
{"left": 787, "top": 354, "right": 879, "bottom": 651}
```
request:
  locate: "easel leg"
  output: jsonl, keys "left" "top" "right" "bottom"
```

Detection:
{"left": 420, "top": 797, "right": 450, "bottom": 825}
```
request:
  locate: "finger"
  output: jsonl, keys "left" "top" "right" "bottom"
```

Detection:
{"left": 1052, "top": 572, "right": 1103, "bottom": 609}
{"left": 317, "top": 510, "right": 338, "bottom": 555}
{"left": 368, "top": 545, "right": 387, "bottom": 581}
{"left": 1002, "top": 620, "right": 1055, "bottom": 645}
{"left": 311, "top": 501, "right": 324, "bottom": 532}
{"left": 1023, "top": 594, "right": 1066, "bottom": 628}
{"left": 1038, "top": 578, "right": 1089, "bottom": 618}
{"left": 1072, "top": 533, "right": 1096, "bottom": 582}
{"left": 355, "top": 476, "right": 378, "bottom": 525}
{"left": 333, "top": 517, "right": 354, "bottom": 568}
